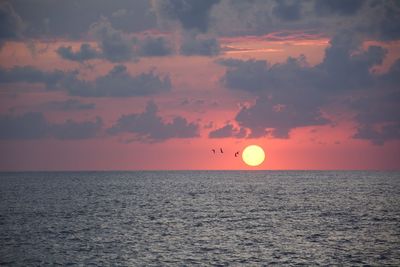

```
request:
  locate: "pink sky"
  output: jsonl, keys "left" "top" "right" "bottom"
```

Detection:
{"left": 0, "top": 0, "right": 399, "bottom": 170}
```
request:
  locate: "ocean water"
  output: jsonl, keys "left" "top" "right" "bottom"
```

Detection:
{"left": 0, "top": 171, "right": 399, "bottom": 266}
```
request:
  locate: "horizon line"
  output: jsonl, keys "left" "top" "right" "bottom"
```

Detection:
{"left": 0, "top": 169, "right": 399, "bottom": 173}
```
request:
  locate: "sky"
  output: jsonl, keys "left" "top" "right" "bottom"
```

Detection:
{"left": 0, "top": 0, "right": 399, "bottom": 170}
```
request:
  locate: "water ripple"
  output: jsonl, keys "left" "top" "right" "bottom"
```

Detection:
{"left": 0, "top": 171, "right": 399, "bottom": 266}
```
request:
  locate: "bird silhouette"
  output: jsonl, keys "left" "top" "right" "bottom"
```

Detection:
{"left": 211, "top": 149, "right": 216, "bottom": 154}
{"left": 220, "top": 148, "right": 224, "bottom": 153}
{"left": 234, "top": 151, "right": 240, "bottom": 157}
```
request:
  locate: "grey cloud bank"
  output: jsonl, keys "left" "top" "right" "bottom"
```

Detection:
{"left": 0, "top": 65, "right": 171, "bottom": 97}
{"left": 0, "top": 112, "right": 102, "bottom": 140}
{"left": 109, "top": 101, "right": 199, "bottom": 142}
{"left": 218, "top": 32, "right": 399, "bottom": 143}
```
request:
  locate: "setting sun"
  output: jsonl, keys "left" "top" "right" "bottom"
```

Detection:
{"left": 242, "top": 145, "right": 265, "bottom": 167}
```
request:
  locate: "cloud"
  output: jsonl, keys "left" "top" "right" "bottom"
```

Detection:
{"left": 208, "top": 123, "right": 246, "bottom": 138}
{"left": 380, "top": 58, "right": 400, "bottom": 86}
{"left": 42, "top": 99, "right": 95, "bottom": 111}
{"left": 152, "top": 0, "right": 220, "bottom": 32}
{"left": 8, "top": 0, "right": 155, "bottom": 38}
{"left": 0, "top": 103, "right": 199, "bottom": 142}
{"left": 152, "top": 0, "right": 222, "bottom": 57}
{"left": 217, "top": 56, "right": 327, "bottom": 137}
{"left": 317, "top": 34, "right": 387, "bottom": 90}
{"left": 3, "top": 0, "right": 400, "bottom": 45}
{"left": 137, "top": 36, "right": 173, "bottom": 57}
{"left": 57, "top": 36, "right": 173, "bottom": 62}
{"left": 352, "top": 91, "right": 400, "bottom": 145}
{"left": 108, "top": 4, "right": 156, "bottom": 33}
{"left": 0, "top": 64, "right": 171, "bottom": 97}
{"left": 354, "top": 123, "right": 400, "bottom": 146}
{"left": 108, "top": 101, "right": 199, "bottom": 142}
{"left": 56, "top": 44, "right": 101, "bottom": 62}
{"left": 218, "top": 58, "right": 271, "bottom": 92}
{"left": 272, "top": 0, "right": 302, "bottom": 21}
{"left": 0, "top": 65, "right": 75, "bottom": 90}
{"left": 219, "top": 33, "right": 387, "bottom": 93}
{"left": 89, "top": 18, "right": 136, "bottom": 62}
{"left": 314, "top": 0, "right": 364, "bottom": 16}
{"left": 235, "top": 97, "right": 330, "bottom": 138}
{"left": 66, "top": 65, "right": 171, "bottom": 97}
{"left": 217, "top": 32, "right": 397, "bottom": 139}
{"left": 220, "top": 35, "right": 399, "bottom": 142}
{"left": 0, "top": 1, "right": 23, "bottom": 48}
{"left": 0, "top": 112, "right": 102, "bottom": 140}
{"left": 356, "top": 4, "right": 399, "bottom": 42}
{"left": 212, "top": 0, "right": 400, "bottom": 42}
{"left": 180, "top": 33, "right": 220, "bottom": 56}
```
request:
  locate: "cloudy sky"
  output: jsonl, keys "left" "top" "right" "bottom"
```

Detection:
{"left": 0, "top": 0, "right": 399, "bottom": 170}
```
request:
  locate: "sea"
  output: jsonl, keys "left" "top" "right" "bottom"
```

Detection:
{"left": 0, "top": 171, "right": 399, "bottom": 266}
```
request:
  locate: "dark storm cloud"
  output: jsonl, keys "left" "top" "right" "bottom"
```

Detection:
{"left": 352, "top": 91, "right": 400, "bottom": 145}
{"left": 0, "top": 64, "right": 171, "bottom": 97}
{"left": 153, "top": 0, "right": 220, "bottom": 32}
{"left": 108, "top": 6, "right": 156, "bottom": 33}
{"left": 7, "top": 0, "right": 155, "bottom": 38}
{"left": 236, "top": 97, "right": 329, "bottom": 138}
{"left": 180, "top": 34, "right": 220, "bottom": 56}
{"left": 152, "top": 0, "right": 222, "bottom": 57}
{"left": 314, "top": 0, "right": 364, "bottom": 16}
{"left": 380, "top": 58, "right": 400, "bottom": 86}
{"left": 317, "top": 34, "right": 387, "bottom": 90}
{"left": 89, "top": 18, "right": 136, "bottom": 62}
{"left": 0, "top": 65, "right": 75, "bottom": 90}
{"left": 217, "top": 32, "right": 398, "bottom": 139}
{"left": 212, "top": 0, "right": 400, "bottom": 42}
{"left": 108, "top": 101, "right": 199, "bottom": 142}
{"left": 217, "top": 56, "right": 329, "bottom": 137}
{"left": 219, "top": 33, "right": 387, "bottom": 93}
{"left": 219, "top": 56, "right": 319, "bottom": 95}
{"left": 43, "top": 99, "right": 95, "bottom": 111}
{"left": 217, "top": 58, "right": 271, "bottom": 92}
{"left": 368, "top": 0, "right": 400, "bottom": 41}
{"left": 66, "top": 65, "right": 171, "bottom": 97}
{"left": 208, "top": 123, "right": 246, "bottom": 138}
{"left": 0, "top": 112, "right": 102, "bottom": 140}
{"left": 354, "top": 123, "right": 400, "bottom": 146}
{"left": 56, "top": 44, "right": 101, "bottom": 62}
{"left": 272, "top": 0, "right": 302, "bottom": 21}
{"left": 137, "top": 36, "right": 173, "bottom": 57}
{"left": 56, "top": 36, "right": 173, "bottom": 62}
{"left": 0, "top": 1, "right": 23, "bottom": 48}
{"left": 2, "top": 0, "right": 399, "bottom": 45}
{"left": 219, "top": 32, "right": 400, "bottom": 144}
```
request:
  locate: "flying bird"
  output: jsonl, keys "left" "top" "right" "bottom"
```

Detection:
{"left": 235, "top": 151, "right": 240, "bottom": 157}
{"left": 220, "top": 148, "right": 224, "bottom": 153}
{"left": 211, "top": 149, "right": 216, "bottom": 154}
